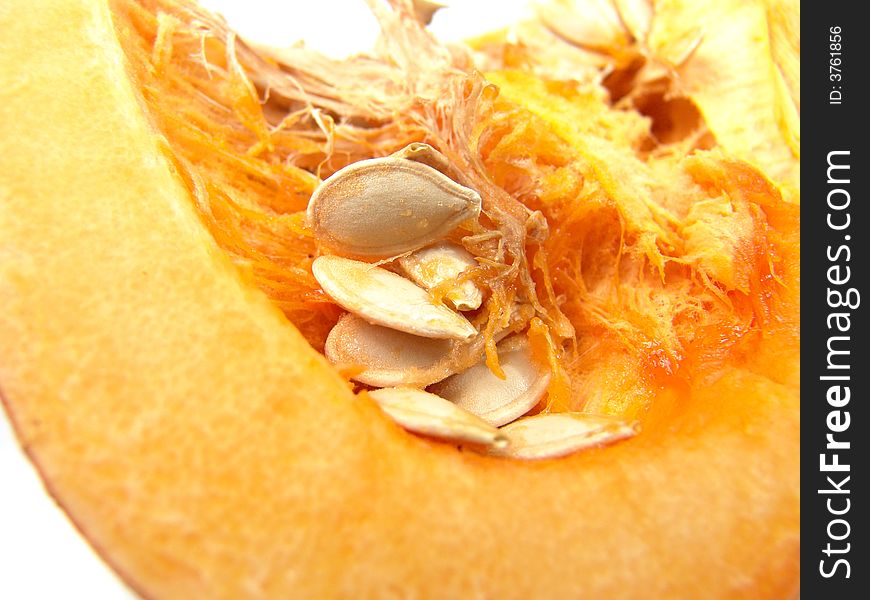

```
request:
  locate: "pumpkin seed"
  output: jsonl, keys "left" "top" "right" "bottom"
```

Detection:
{"left": 325, "top": 313, "right": 453, "bottom": 387}
{"left": 397, "top": 241, "right": 484, "bottom": 311}
{"left": 368, "top": 387, "right": 509, "bottom": 448}
{"left": 312, "top": 255, "right": 477, "bottom": 340}
{"left": 306, "top": 155, "right": 481, "bottom": 258}
{"left": 325, "top": 306, "right": 535, "bottom": 388}
{"left": 490, "top": 413, "right": 639, "bottom": 460}
{"left": 428, "top": 336, "right": 550, "bottom": 427}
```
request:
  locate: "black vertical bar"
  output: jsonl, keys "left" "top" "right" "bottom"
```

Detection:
{"left": 803, "top": 3, "right": 867, "bottom": 597}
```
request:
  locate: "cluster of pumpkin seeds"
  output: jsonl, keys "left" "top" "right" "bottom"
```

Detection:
{"left": 306, "top": 143, "right": 638, "bottom": 459}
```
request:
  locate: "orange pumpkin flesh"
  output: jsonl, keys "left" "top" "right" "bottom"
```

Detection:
{"left": 0, "top": 0, "right": 798, "bottom": 598}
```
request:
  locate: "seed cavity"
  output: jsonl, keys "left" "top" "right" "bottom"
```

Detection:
{"left": 313, "top": 255, "right": 477, "bottom": 340}
{"left": 368, "top": 387, "right": 509, "bottom": 448}
{"left": 397, "top": 241, "right": 484, "bottom": 311}
{"left": 306, "top": 155, "right": 481, "bottom": 258}
{"left": 429, "top": 336, "right": 551, "bottom": 427}
{"left": 490, "top": 413, "right": 640, "bottom": 460}
{"left": 306, "top": 145, "right": 637, "bottom": 459}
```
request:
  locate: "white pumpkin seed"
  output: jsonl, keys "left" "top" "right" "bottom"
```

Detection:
{"left": 490, "top": 413, "right": 639, "bottom": 459}
{"left": 312, "top": 255, "right": 477, "bottom": 340}
{"left": 428, "top": 336, "right": 550, "bottom": 427}
{"left": 325, "top": 313, "right": 453, "bottom": 387}
{"left": 368, "top": 387, "right": 509, "bottom": 448}
{"left": 397, "top": 241, "right": 484, "bottom": 311}
{"left": 325, "top": 308, "right": 534, "bottom": 388}
{"left": 306, "top": 156, "right": 481, "bottom": 257}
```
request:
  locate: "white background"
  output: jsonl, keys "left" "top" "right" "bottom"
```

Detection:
{"left": 0, "top": 1, "right": 531, "bottom": 598}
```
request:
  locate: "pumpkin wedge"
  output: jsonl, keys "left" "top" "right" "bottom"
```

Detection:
{"left": 0, "top": 1, "right": 798, "bottom": 599}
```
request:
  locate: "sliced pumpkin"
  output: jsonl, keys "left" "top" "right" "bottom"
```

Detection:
{"left": 0, "top": 0, "right": 799, "bottom": 598}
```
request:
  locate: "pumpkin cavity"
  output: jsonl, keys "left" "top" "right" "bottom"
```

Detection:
{"left": 110, "top": 0, "right": 791, "bottom": 457}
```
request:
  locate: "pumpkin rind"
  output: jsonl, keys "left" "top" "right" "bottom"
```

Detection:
{"left": 0, "top": 1, "right": 799, "bottom": 599}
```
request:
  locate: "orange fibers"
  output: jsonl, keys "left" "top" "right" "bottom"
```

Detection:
{"left": 108, "top": 0, "right": 797, "bottom": 418}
